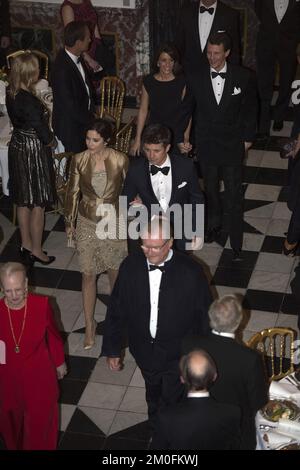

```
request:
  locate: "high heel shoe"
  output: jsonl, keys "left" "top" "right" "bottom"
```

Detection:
{"left": 20, "top": 246, "right": 34, "bottom": 265}
{"left": 282, "top": 241, "right": 298, "bottom": 257}
{"left": 30, "top": 254, "right": 56, "bottom": 265}
{"left": 83, "top": 320, "right": 97, "bottom": 350}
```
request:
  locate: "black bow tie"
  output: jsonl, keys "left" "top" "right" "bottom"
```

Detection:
{"left": 149, "top": 264, "right": 165, "bottom": 272}
{"left": 211, "top": 71, "right": 226, "bottom": 79}
{"left": 150, "top": 165, "right": 170, "bottom": 176}
{"left": 200, "top": 5, "right": 214, "bottom": 14}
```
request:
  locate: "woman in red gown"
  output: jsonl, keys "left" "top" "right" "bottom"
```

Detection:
{"left": 0, "top": 262, "right": 67, "bottom": 450}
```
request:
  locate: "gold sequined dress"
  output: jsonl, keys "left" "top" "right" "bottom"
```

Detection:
{"left": 76, "top": 170, "right": 127, "bottom": 274}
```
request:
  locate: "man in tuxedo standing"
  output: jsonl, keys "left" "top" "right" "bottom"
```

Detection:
{"left": 177, "top": 32, "right": 257, "bottom": 260}
{"left": 255, "top": 0, "right": 300, "bottom": 136}
{"left": 151, "top": 349, "right": 241, "bottom": 450}
{"left": 51, "top": 21, "right": 98, "bottom": 153}
{"left": 0, "top": 0, "right": 11, "bottom": 67}
{"left": 176, "top": 0, "right": 240, "bottom": 77}
{"left": 101, "top": 217, "right": 212, "bottom": 433}
{"left": 182, "top": 295, "right": 269, "bottom": 450}
{"left": 122, "top": 123, "right": 205, "bottom": 252}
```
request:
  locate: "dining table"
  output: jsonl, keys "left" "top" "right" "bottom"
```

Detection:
{"left": 256, "top": 372, "right": 300, "bottom": 450}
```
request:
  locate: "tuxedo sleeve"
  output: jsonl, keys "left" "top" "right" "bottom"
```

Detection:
{"left": 242, "top": 71, "right": 257, "bottom": 142}
{"left": 121, "top": 164, "right": 139, "bottom": 208}
{"left": 101, "top": 261, "right": 128, "bottom": 357}
{"left": 186, "top": 159, "right": 205, "bottom": 234}
{"left": 195, "top": 267, "right": 212, "bottom": 336}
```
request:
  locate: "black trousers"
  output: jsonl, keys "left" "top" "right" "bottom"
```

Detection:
{"left": 201, "top": 163, "right": 243, "bottom": 251}
{"left": 256, "top": 34, "right": 297, "bottom": 133}
{"left": 140, "top": 360, "right": 185, "bottom": 433}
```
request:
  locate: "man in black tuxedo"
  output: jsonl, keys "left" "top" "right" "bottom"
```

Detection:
{"left": 151, "top": 349, "right": 241, "bottom": 450}
{"left": 122, "top": 123, "right": 204, "bottom": 252}
{"left": 51, "top": 21, "right": 97, "bottom": 153}
{"left": 101, "top": 217, "right": 212, "bottom": 432}
{"left": 176, "top": 0, "right": 240, "bottom": 77}
{"left": 182, "top": 295, "right": 269, "bottom": 450}
{"left": 177, "top": 32, "right": 257, "bottom": 260}
{"left": 255, "top": 0, "right": 300, "bottom": 135}
{"left": 0, "top": 0, "right": 11, "bottom": 67}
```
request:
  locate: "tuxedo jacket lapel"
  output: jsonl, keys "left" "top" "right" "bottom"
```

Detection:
{"left": 169, "top": 155, "right": 182, "bottom": 206}
{"left": 65, "top": 52, "right": 90, "bottom": 98}
{"left": 218, "top": 65, "right": 233, "bottom": 112}
{"left": 144, "top": 159, "right": 160, "bottom": 205}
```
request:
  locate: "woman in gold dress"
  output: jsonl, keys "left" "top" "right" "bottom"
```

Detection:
{"left": 64, "top": 119, "right": 128, "bottom": 349}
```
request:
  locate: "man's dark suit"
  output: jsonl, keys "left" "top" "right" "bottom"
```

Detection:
{"left": 51, "top": 50, "right": 95, "bottom": 153}
{"left": 182, "top": 333, "right": 269, "bottom": 449}
{"left": 101, "top": 251, "right": 212, "bottom": 428}
{"left": 177, "top": 63, "right": 257, "bottom": 250}
{"left": 152, "top": 396, "right": 241, "bottom": 450}
{"left": 176, "top": 0, "right": 240, "bottom": 76}
{"left": 255, "top": 0, "right": 300, "bottom": 132}
{"left": 122, "top": 154, "right": 204, "bottom": 250}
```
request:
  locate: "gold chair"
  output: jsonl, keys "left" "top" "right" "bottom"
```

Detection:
{"left": 112, "top": 117, "right": 135, "bottom": 154}
{"left": 7, "top": 49, "right": 49, "bottom": 80}
{"left": 98, "top": 76, "right": 125, "bottom": 131}
{"left": 247, "top": 327, "right": 295, "bottom": 382}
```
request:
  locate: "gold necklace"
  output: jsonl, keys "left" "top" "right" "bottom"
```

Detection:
{"left": 6, "top": 300, "right": 28, "bottom": 353}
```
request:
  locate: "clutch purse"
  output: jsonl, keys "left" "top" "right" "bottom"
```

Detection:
{"left": 279, "top": 138, "right": 297, "bottom": 159}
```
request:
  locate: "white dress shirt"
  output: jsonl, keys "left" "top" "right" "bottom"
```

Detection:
{"left": 65, "top": 48, "right": 90, "bottom": 108}
{"left": 212, "top": 329, "right": 235, "bottom": 339}
{"left": 148, "top": 249, "right": 173, "bottom": 339}
{"left": 198, "top": 1, "right": 217, "bottom": 51}
{"left": 150, "top": 155, "right": 172, "bottom": 213}
{"left": 274, "top": 0, "right": 289, "bottom": 23}
{"left": 210, "top": 63, "right": 227, "bottom": 104}
{"left": 187, "top": 391, "right": 210, "bottom": 398}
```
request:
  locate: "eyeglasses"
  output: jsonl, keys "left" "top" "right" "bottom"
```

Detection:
{"left": 141, "top": 239, "right": 169, "bottom": 253}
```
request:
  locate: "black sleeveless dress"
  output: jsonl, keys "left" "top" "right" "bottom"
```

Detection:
{"left": 6, "top": 89, "right": 56, "bottom": 207}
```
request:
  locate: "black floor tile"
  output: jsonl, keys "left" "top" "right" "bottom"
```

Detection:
{"left": 66, "top": 408, "right": 106, "bottom": 436}
{"left": 65, "top": 355, "right": 97, "bottom": 381}
{"left": 103, "top": 437, "right": 148, "bottom": 450}
{"left": 261, "top": 236, "right": 285, "bottom": 254}
{"left": 58, "top": 431, "right": 105, "bottom": 450}
{"left": 255, "top": 168, "right": 288, "bottom": 186}
{"left": 212, "top": 267, "right": 252, "bottom": 288}
{"left": 218, "top": 248, "right": 259, "bottom": 270}
{"left": 58, "top": 378, "right": 87, "bottom": 405}
{"left": 28, "top": 266, "right": 64, "bottom": 288}
{"left": 244, "top": 199, "right": 274, "bottom": 213}
{"left": 110, "top": 420, "right": 151, "bottom": 442}
{"left": 52, "top": 215, "right": 66, "bottom": 232}
{"left": 57, "top": 269, "right": 82, "bottom": 291}
{"left": 243, "top": 290, "right": 284, "bottom": 312}
{"left": 242, "top": 166, "right": 260, "bottom": 183}
{"left": 280, "top": 293, "right": 300, "bottom": 316}
{"left": 243, "top": 219, "right": 263, "bottom": 234}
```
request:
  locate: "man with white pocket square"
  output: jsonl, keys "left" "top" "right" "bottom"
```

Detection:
{"left": 122, "top": 123, "right": 205, "bottom": 252}
{"left": 177, "top": 32, "right": 257, "bottom": 260}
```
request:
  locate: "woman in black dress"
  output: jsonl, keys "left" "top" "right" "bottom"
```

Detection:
{"left": 131, "top": 43, "right": 191, "bottom": 156}
{"left": 6, "top": 52, "right": 56, "bottom": 264}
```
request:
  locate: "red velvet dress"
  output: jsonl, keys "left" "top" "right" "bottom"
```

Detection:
{"left": 0, "top": 294, "right": 65, "bottom": 450}
{"left": 60, "top": 0, "right": 100, "bottom": 59}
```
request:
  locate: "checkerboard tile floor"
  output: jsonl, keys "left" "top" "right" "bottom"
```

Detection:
{"left": 0, "top": 121, "right": 299, "bottom": 450}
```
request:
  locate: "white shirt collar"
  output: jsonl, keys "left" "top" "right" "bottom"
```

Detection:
{"left": 188, "top": 391, "right": 210, "bottom": 398}
{"left": 212, "top": 329, "right": 235, "bottom": 339}
{"left": 149, "top": 154, "right": 171, "bottom": 170}
{"left": 65, "top": 48, "right": 80, "bottom": 65}
{"left": 210, "top": 62, "right": 227, "bottom": 75}
{"left": 200, "top": 1, "right": 217, "bottom": 11}
{"left": 147, "top": 249, "right": 173, "bottom": 269}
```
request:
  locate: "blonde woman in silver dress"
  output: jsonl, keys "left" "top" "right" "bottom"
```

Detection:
{"left": 64, "top": 119, "right": 128, "bottom": 349}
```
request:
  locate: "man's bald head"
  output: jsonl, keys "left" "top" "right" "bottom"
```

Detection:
{"left": 180, "top": 349, "right": 217, "bottom": 391}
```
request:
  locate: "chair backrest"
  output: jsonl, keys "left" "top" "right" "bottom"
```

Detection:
{"left": 7, "top": 49, "right": 49, "bottom": 80}
{"left": 247, "top": 327, "right": 295, "bottom": 382}
{"left": 99, "top": 76, "right": 125, "bottom": 131}
{"left": 112, "top": 117, "right": 135, "bottom": 154}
